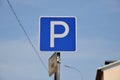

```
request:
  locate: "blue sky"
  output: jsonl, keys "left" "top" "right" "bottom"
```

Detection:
{"left": 0, "top": 0, "right": 120, "bottom": 80}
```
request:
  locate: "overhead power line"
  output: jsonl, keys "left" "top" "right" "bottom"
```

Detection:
{"left": 64, "top": 65, "right": 84, "bottom": 80}
{"left": 6, "top": 0, "right": 48, "bottom": 72}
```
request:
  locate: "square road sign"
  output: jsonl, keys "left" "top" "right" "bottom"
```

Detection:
{"left": 39, "top": 16, "right": 77, "bottom": 51}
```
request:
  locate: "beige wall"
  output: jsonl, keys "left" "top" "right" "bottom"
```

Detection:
{"left": 103, "top": 65, "right": 120, "bottom": 80}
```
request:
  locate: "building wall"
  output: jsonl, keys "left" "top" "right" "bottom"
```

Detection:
{"left": 103, "top": 65, "right": 120, "bottom": 80}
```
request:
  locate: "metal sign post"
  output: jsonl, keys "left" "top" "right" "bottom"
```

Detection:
{"left": 55, "top": 52, "right": 60, "bottom": 80}
{"left": 49, "top": 52, "right": 60, "bottom": 80}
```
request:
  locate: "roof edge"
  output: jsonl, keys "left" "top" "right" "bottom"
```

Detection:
{"left": 98, "top": 60, "right": 120, "bottom": 71}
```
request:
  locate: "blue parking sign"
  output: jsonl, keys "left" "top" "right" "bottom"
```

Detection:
{"left": 39, "top": 16, "right": 77, "bottom": 51}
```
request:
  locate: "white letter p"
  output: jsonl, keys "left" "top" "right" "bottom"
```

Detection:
{"left": 50, "top": 21, "right": 69, "bottom": 48}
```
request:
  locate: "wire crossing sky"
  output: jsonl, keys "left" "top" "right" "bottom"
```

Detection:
{"left": 6, "top": 0, "right": 48, "bottom": 73}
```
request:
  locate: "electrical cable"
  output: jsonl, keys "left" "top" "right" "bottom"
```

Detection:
{"left": 6, "top": 0, "right": 48, "bottom": 73}
{"left": 64, "top": 64, "right": 84, "bottom": 80}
